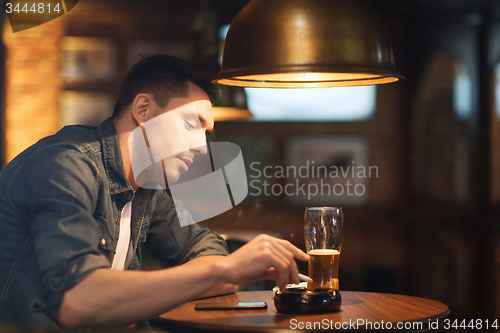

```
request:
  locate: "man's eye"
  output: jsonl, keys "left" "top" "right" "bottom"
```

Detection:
{"left": 185, "top": 120, "right": 196, "bottom": 129}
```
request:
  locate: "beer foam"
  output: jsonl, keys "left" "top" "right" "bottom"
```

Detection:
{"left": 308, "top": 249, "right": 340, "bottom": 255}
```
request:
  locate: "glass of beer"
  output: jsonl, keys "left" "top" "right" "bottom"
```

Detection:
{"left": 304, "top": 207, "right": 344, "bottom": 290}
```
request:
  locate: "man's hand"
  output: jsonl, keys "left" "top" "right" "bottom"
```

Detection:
{"left": 215, "top": 234, "right": 309, "bottom": 291}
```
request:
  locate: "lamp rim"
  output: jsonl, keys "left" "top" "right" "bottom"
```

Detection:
{"left": 213, "top": 67, "right": 404, "bottom": 88}
{"left": 215, "top": 65, "right": 402, "bottom": 78}
{"left": 213, "top": 78, "right": 401, "bottom": 88}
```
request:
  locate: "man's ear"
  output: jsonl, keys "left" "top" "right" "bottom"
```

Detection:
{"left": 130, "top": 93, "right": 153, "bottom": 126}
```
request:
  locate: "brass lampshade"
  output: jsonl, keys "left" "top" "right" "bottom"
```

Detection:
{"left": 213, "top": 0, "right": 403, "bottom": 88}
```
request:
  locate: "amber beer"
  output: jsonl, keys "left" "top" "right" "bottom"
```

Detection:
{"left": 307, "top": 249, "right": 340, "bottom": 290}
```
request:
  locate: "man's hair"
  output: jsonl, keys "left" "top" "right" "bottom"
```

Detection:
{"left": 112, "top": 55, "right": 216, "bottom": 119}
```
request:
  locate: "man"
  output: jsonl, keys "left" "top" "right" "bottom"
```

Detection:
{"left": 0, "top": 55, "right": 308, "bottom": 330}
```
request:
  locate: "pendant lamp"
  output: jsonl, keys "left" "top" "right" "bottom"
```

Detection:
{"left": 213, "top": 0, "right": 403, "bottom": 88}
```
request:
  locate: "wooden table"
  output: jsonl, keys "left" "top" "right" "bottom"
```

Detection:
{"left": 150, "top": 290, "right": 449, "bottom": 332}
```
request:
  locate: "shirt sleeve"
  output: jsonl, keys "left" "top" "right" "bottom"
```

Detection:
{"left": 144, "top": 190, "right": 229, "bottom": 266}
{"left": 9, "top": 144, "right": 111, "bottom": 319}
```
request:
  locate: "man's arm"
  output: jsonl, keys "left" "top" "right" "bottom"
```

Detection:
{"left": 59, "top": 234, "right": 308, "bottom": 329}
{"left": 143, "top": 194, "right": 235, "bottom": 298}
{"left": 59, "top": 259, "right": 223, "bottom": 329}
{"left": 181, "top": 255, "right": 239, "bottom": 298}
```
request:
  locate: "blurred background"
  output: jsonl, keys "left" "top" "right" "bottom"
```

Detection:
{"left": 0, "top": 0, "right": 499, "bottom": 328}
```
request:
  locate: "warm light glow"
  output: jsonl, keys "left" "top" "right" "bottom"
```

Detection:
{"left": 60, "top": 36, "right": 114, "bottom": 51}
{"left": 211, "top": 107, "right": 253, "bottom": 121}
{"left": 238, "top": 72, "right": 381, "bottom": 82}
{"left": 215, "top": 73, "right": 399, "bottom": 88}
{"left": 3, "top": 19, "right": 63, "bottom": 164}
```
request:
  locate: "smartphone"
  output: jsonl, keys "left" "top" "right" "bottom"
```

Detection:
{"left": 195, "top": 301, "right": 267, "bottom": 310}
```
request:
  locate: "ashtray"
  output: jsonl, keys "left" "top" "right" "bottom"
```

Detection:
{"left": 273, "top": 285, "right": 342, "bottom": 314}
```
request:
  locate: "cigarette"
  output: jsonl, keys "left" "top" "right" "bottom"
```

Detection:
{"left": 298, "top": 273, "right": 312, "bottom": 282}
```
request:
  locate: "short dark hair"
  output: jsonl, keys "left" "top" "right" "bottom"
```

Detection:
{"left": 112, "top": 55, "right": 216, "bottom": 119}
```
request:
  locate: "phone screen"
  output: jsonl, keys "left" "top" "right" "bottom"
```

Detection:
{"left": 195, "top": 301, "right": 267, "bottom": 310}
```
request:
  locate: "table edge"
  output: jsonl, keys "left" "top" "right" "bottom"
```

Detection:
{"left": 151, "top": 291, "right": 451, "bottom": 333}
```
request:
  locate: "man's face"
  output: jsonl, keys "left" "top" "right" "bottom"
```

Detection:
{"left": 141, "top": 82, "right": 214, "bottom": 185}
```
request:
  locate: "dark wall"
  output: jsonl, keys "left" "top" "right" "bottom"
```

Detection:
{"left": 380, "top": 0, "right": 500, "bottom": 322}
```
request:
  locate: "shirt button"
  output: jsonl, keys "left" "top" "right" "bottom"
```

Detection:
{"left": 101, "top": 238, "right": 106, "bottom": 245}
{"left": 115, "top": 219, "right": 119, "bottom": 224}
{"left": 138, "top": 202, "right": 144, "bottom": 207}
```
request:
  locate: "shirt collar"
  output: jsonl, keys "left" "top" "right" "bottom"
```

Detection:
{"left": 98, "top": 118, "right": 134, "bottom": 199}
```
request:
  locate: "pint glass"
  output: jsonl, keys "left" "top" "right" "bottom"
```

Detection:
{"left": 304, "top": 207, "right": 344, "bottom": 290}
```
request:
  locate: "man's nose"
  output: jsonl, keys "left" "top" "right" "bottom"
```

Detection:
{"left": 191, "top": 144, "right": 208, "bottom": 155}
{"left": 190, "top": 133, "right": 208, "bottom": 155}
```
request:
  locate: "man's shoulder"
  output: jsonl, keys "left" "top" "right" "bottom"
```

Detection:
{"left": 0, "top": 125, "right": 103, "bottom": 181}
{"left": 40, "top": 124, "right": 102, "bottom": 154}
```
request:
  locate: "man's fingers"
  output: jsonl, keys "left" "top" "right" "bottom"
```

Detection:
{"left": 262, "top": 267, "right": 286, "bottom": 291}
{"left": 272, "top": 241, "right": 301, "bottom": 285}
{"left": 264, "top": 243, "right": 293, "bottom": 289}
{"left": 254, "top": 235, "right": 308, "bottom": 261}
{"left": 263, "top": 238, "right": 305, "bottom": 287}
{"left": 255, "top": 235, "right": 309, "bottom": 286}
{"left": 262, "top": 267, "right": 278, "bottom": 281}
{"left": 226, "top": 235, "right": 309, "bottom": 289}
{"left": 274, "top": 238, "right": 309, "bottom": 261}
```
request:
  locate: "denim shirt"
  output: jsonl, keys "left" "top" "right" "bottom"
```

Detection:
{"left": 0, "top": 118, "right": 228, "bottom": 330}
